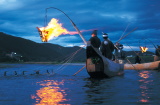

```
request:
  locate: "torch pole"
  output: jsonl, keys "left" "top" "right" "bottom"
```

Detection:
{"left": 46, "top": 7, "right": 87, "bottom": 45}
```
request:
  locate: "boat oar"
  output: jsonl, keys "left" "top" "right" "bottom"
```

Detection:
{"left": 73, "top": 65, "right": 86, "bottom": 76}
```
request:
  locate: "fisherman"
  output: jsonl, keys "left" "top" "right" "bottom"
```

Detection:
{"left": 86, "top": 30, "right": 101, "bottom": 58}
{"left": 114, "top": 42, "right": 126, "bottom": 63}
{"left": 135, "top": 52, "right": 141, "bottom": 64}
{"left": 89, "top": 30, "right": 101, "bottom": 48}
{"left": 154, "top": 45, "right": 160, "bottom": 61}
{"left": 100, "top": 33, "right": 114, "bottom": 60}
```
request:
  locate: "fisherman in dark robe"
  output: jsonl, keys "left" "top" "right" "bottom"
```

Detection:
{"left": 135, "top": 52, "right": 141, "bottom": 64}
{"left": 89, "top": 30, "right": 101, "bottom": 48}
{"left": 100, "top": 33, "right": 114, "bottom": 60}
{"left": 86, "top": 30, "right": 101, "bottom": 58}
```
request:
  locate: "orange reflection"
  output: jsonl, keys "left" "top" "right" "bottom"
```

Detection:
{"left": 31, "top": 80, "right": 69, "bottom": 105}
{"left": 138, "top": 71, "right": 151, "bottom": 103}
{"left": 139, "top": 71, "right": 150, "bottom": 79}
{"left": 140, "top": 99, "right": 149, "bottom": 103}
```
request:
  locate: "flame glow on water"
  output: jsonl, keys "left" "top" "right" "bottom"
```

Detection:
{"left": 138, "top": 71, "right": 151, "bottom": 103}
{"left": 31, "top": 80, "right": 69, "bottom": 105}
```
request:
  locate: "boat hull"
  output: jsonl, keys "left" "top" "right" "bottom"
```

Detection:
{"left": 124, "top": 61, "right": 160, "bottom": 70}
{"left": 86, "top": 45, "right": 124, "bottom": 78}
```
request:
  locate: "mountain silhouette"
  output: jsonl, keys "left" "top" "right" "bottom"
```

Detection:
{"left": 0, "top": 32, "right": 86, "bottom": 62}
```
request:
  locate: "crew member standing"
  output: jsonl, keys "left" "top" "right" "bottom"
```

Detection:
{"left": 100, "top": 33, "right": 114, "bottom": 60}
{"left": 89, "top": 30, "right": 101, "bottom": 48}
{"left": 135, "top": 52, "right": 141, "bottom": 64}
{"left": 87, "top": 30, "right": 101, "bottom": 58}
{"left": 114, "top": 42, "right": 125, "bottom": 63}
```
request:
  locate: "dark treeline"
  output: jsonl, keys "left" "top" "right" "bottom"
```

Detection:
{"left": 0, "top": 32, "right": 154, "bottom": 63}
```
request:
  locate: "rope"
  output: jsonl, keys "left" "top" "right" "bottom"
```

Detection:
{"left": 126, "top": 58, "right": 137, "bottom": 70}
{"left": 54, "top": 47, "right": 84, "bottom": 73}
{"left": 54, "top": 48, "right": 82, "bottom": 73}
{"left": 143, "top": 38, "right": 160, "bottom": 55}
{"left": 126, "top": 43, "right": 146, "bottom": 63}
{"left": 119, "top": 23, "right": 130, "bottom": 41}
{"left": 116, "top": 27, "right": 137, "bottom": 44}
{"left": 40, "top": 7, "right": 87, "bottom": 74}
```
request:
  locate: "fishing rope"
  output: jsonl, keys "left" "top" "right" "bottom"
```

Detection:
{"left": 57, "top": 47, "right": 83, "bottom": 68}
{"left": 126, "top": 58, "right": 137, "bottom": 70}
{"left": 54, "top": 47, "right": 84, "bottom": 73}
{"left": 53, "top": 45, "right": 85, "bottom": 63}
{"left": 119, "top": 23, "right": 130, "bottom": 41}
{"left": 139, "top": 38, "right": 157, "bottom": 49}
{"left": 139, "top": 38, "right": 160, "bottom": 61}
{"left": 116, "top": 27, "right": 138, "bottom": 44}
{"left": 25, "top": 46, "right": 84, "bottom": 75}
{"left": 52, "top": 50, "right": 77, "bottom": 63}
{"left": 55, "top": 55, "right": 76, "bottom": 73}
{"left": 40, "top": 7, "right": 87, "bottom": 74}
{"left": 114, "top": 43, "right": 137, "bottom": 69}
{"left": 145, "top": 38, "right": 160, "bottom": 55}
{"left": 25, "top": 49, "right": 78, "bottom": 72}
{"left": 23, "top": 47, "right": 83, "bottom": 75}
{"left": 146, "top": 38, "right": 158, "bottom": 49}
{"left": 54, "top": 48, "right": 83, "bottom": 74}
{"left": 126, "top": 43, "right": 146, "bottom": 63}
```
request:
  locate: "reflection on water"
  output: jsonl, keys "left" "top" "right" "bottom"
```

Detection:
{"left": 138, "top": 71, "right": 153, "bottom": 103}
{"left": 83, "top": 78, "right": 116, "bottom": 105}
{"left": 1, "top": 64, "right": 160, "bottom": 105}
{"left": 31, "top": 80, "right": 69, "bottom": 105}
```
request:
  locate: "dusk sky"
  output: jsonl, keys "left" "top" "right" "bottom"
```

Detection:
{"left": 0, "top": 0, "right": 160, "bottom": 52}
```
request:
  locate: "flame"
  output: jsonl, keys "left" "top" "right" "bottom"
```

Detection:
{"left": 140, "top": 46, "right": 148, "bottom": 53}
{"left": 37, "top": 18, "right": 95, "bottom": 42}
{"left": 37, "top": 18, "right": 70, "bottom": 42}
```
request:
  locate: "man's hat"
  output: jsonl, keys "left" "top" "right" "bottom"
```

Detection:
{"left": 102, "top": 32, "right": 108, "bottom": 38}
{"left": 91, "top": 30, "right": 97, "bottom": 35}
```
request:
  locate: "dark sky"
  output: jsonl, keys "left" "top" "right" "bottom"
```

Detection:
{"left": 0, "top": 0, "right": 160, "bottom": 52}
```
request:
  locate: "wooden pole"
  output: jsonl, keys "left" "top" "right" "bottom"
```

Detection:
{"left": 73, "top": 65, "right": 86, "bottom": 76}
{"left": 45, "top": 7, "right": 87, "bottom": 45}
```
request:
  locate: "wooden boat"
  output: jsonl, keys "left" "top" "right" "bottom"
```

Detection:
{"left": 86, "top": 44, "right": 160, "bottom": 78}
{"left": 86, "top": 45, "right": 124, "bottom": 78}
{"left": 124, "top": 61, "right": 160, "bottom": 70}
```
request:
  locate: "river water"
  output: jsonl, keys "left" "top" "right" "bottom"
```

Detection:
{"left": 0, "top": 63, "right": 160, "bottom": 105}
